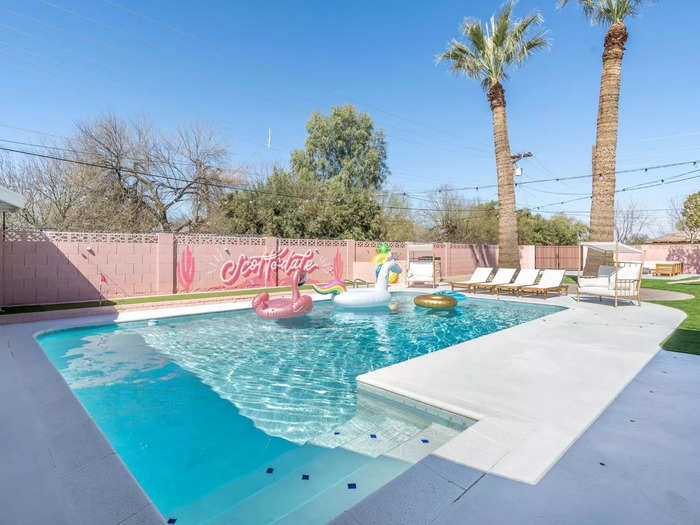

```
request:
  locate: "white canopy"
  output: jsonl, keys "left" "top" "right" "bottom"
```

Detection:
{"left": 581, "top": 241, "right": 643, "bottom": 254}
{"left": 0, "top": 185, "right": 24, "bottom": 212}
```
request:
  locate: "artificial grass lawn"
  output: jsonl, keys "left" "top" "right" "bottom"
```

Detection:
{"left": 642, "top": 279, "right": 700, "bottom": 355}
{"left": 0, "top": 285, "right": 313, "bottom": 316}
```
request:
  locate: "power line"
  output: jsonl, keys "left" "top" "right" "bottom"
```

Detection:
{"left": 1, "top": 145, "right": 697, "bottom": 215}
{"left": 413, "top": 158, "right": 700, "bottom": 194}
{"left": 12, "top": 2, "right": 490, "bottom": 157}
{"left": 98, "top": 0, "right": 491, "bottom": 154}
{"left": 531, "top": 167, "right": 700, "bottom": 211}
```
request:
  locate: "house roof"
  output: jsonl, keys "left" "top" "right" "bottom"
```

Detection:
{"left": 649, "top": 232, "right": 696, "bottom": 244}
{"left": 0, "top": 185, "right": 24, "bottom": 212}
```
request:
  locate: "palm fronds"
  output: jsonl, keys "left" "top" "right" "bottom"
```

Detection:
{"left": 557, "top": 0, "right": 649, "bottom": 25}
{"left": 438, "top": 0, "right": 549, "bottom": 90}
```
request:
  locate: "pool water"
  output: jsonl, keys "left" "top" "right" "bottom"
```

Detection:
{"left": 38, "top": 293, "right": 562, "bottom": 524}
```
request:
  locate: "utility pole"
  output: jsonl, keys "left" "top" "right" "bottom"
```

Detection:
{"left": 510, "top": 151, "right": 533, "bottom": 162}
{"left": 511, "top": 151, "right": 532, "bottom": 176}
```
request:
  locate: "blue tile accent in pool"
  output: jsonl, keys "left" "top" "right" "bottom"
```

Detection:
{"left": 302, "top": 474, "right": 310, "bottom": 480}
{"left": 266, "top": 468, "right": 274, "bottom": 474}
{"left": 347, "top": 483, "right": 357, "bottom": 489}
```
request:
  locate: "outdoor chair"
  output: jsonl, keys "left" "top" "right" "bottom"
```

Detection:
{"left": 450, "top": 267, "right": 493, "bottom": 291}
{"left": 471, "top": 268, "right": 517, "bottom": 293}
{"left": 520, "top": 269, "right": 567, "bottom": 298}
{"left": 493, "top": 269, "right": 540, "bottom": 295}
{"left": 577, "top": 262, "right": 642, "bottom": 307}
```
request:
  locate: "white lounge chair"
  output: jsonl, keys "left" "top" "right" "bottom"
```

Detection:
{"left": 577, "top": 262, "right": 642, "bottom": 307}
{"left": 520, "top": 269, "right": 567, "bottom": 298}
{"left": 450, "top": 267, "right": 493, "bottom": 291}
{"left": 493, "top": 269, "right": 540, "bottom": 295}
{"left": 471, "top": 268, "right": 517, "bottom": 293}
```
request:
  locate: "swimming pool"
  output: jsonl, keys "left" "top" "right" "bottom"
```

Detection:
{"left": 38, "top": 293, "right": 563, "bottom": 524}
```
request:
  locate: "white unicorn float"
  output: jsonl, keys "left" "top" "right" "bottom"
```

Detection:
{"left": 332, "top": 255, "right": 402, "bottom": 308}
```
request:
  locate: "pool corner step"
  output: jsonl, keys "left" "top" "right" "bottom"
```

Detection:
{"left": 204, "top": 446, "right": 378, "bottom": 525}
{"left": 169, "top": 444, "right": 329, "bottom": 524}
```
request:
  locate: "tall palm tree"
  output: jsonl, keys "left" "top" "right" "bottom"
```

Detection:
{"left": 438, "top": 1, "right": 548, "bottom": 267}
{"left": 559, "top": 0, "right": 648, "bottom": 241}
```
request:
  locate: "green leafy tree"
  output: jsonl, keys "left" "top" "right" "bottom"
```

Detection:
{"left": 438, "top": 1, "right": 549, "bottom": 267}
{"left": 558, "top": 0, "right": 653, "bottom": 241}
{"left": 518, "top": 210, "right": 589, "bottom": 245}
{"left": 678, "top": 191, "right": 700, "bottom": 243}
{"left": 290, "top": 104, "right": 389, "bottom": 189}
{"left": 220, "top": 168, "right": 384, "bottom": 239}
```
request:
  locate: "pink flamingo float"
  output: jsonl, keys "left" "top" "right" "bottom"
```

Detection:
{"left": 252, "top": 269, "right": 313, "bottom": 320}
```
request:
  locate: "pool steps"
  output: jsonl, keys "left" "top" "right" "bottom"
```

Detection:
{"left": 171, "top": 422, "right": 459, "bottom": 524}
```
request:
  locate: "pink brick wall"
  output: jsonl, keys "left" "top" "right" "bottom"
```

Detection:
{"left": 2, "top": 231, "right": 697, "bottom": 307}
{"left": 628, "top": 244, "right": 700, "bottom": 273}
{"left": 0, "top": 231, "right": 160, "bottom": 306}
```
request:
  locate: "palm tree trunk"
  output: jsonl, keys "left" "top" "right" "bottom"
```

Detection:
{"left": 590, "top": 22, "right": 627, "bottom": 241}
{"left": 488, "top": 82, "right": 519, "bottom": 268}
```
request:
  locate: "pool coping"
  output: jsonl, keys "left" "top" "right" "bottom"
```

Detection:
{"left": 0, "top": 289, "right": 685, "bottom": 524}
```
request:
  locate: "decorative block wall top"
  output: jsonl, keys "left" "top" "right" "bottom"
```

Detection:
{"left": 173, "top": 233, "right": 266, "bottom": 246}
{"left": 356, "top": 241, "right": 406, "bottom": 248}
{"left": 279, "top": 238, "right": 349, "bottom": 247}
{"left": 3, "top": 230, "right": 159, "bottom": 244}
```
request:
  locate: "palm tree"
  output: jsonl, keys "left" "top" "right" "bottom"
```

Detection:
{"left": 438, "top": 1, "right": 548, "bottom": 267}
{"left": 559, "top": 0, "right": 648, "bottom": 241}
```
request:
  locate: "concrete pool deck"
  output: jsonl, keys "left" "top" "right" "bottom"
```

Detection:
{"left": 357, "top": 290, "right": 685, "bottom": 485}
{"left": 0, "top": 291, "right": 687, "bottom": 524}
{"left": 333, "top": 349, "right": 700, "bottom": 525}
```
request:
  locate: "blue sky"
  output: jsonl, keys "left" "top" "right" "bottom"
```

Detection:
{"left": 0, "top": 0, "right": 698, "bottom": 234}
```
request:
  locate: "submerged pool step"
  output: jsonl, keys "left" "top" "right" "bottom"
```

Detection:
{"left": 271, "top": 453, "right": 413, "bottom": 524}
{"left": 271, "top": 423, "right": 459, "bottom": 525}
{"left": 205, "top": 423, "right": 456, "bottom": 525}
{"left": 205, "top": 447, "right": 378, "bottom": 525}
{"left": 170, "top": 444, "right": 330, "bottom": 524}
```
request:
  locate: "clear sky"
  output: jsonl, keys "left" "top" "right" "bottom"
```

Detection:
{"left": 0, "top": 0, "right": 698, "bottom": 234}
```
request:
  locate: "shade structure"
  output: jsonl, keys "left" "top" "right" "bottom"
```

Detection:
{"left": 578, "top": 241, "right": 644, "bottom": 307}
{"left": 0, "top": 185, "right": 24, "bottom": 212}
{"left": 580, "top": 241, "right": 643, "bottom": 254}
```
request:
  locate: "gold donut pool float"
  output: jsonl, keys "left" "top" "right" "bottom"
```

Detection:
{"left": 414, "top": 294, "right": 457, "bottom": 309}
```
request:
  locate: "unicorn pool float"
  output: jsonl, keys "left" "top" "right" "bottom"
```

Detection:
{"left": 313, "top": 243, "right": 402, "bottom": 308}
{"left": 252, "top": 269, "right": 313, "bottom": 319}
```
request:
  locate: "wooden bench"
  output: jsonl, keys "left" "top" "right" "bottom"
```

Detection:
{"left": 652, "top": 262, "right": 683, "bottom": 276}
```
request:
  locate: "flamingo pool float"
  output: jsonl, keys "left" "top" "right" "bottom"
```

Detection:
{"left": 333, "top": 256, "right": 402, "bottom": 308}
{"left": 252, "top": 270, "right": 313, "bottom": 319}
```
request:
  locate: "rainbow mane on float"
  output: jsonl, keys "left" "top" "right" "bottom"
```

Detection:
{"left": 312, "top": 249, "right": 348, "bottom": 295}
{"left": 312, "top": 279, "right": 347, "bottom": 295}
{"left": 372, "top": 243, "right": 399, "bottom": 284}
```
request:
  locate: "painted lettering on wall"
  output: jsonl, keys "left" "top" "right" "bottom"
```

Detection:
{"left": 220, "top": 247, "right": 319, "bottom": 287}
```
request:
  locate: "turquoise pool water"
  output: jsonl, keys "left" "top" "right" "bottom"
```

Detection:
{"left": 38, "top": 293, "right": 562, "bottom": 524}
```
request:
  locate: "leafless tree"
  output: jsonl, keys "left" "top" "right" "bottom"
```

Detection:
{"left": 615, "top": 200, "right": 650, "bottom": 244}
{"left": 75, "top": 115, "right": 235, "bottom": 231}
{"left": 1, "top": 115, "right": 238, "bottom": 232}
